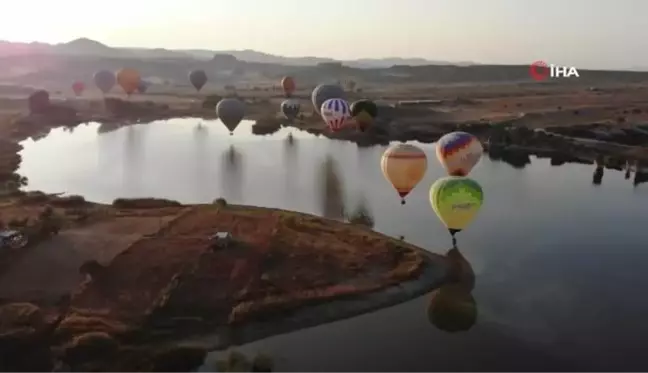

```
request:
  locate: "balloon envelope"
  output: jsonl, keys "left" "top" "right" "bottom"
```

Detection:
{"left": 116, "top": 68, "right": 141, "bottom": 95}
{"left": 429, "top": 176, "right": 484, "bottom": 231}
{"left": 380, "top": 143, "right": 427, "bottom": 202}
{"left": 320, "top": 98, "right": 351, "bottom": 132}
{"left": 93, "top": 70, "right": 116, "bottom": 94}
{"left": 436, "top": 132, "right": 483, "bottom": 176}
{"left": 281, "top": 76, "right": 296, "bottom": 96}
{"left": 281, "top": 99, "right": 301, "bottom": 120}
{"left": 350, "top": 99, "right": 378, "bottom": 131}
{"left": 71, "top": 81, "right": 85, "bottom": 96}
{"left": 216, "top": 98, "right": 245, "bottom": 133}
{"left": 189, "top": 69, "right": 208, "bottom": 92}
{"left": 311, "top": 84, "right": 346, "bottom": 114}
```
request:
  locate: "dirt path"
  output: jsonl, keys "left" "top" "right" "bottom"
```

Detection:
{"left": 0, "top": 215, "right": 176, "bottom": 302}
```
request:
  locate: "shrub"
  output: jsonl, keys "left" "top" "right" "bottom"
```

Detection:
{"left": 112, "top": 198, "right": 181, "bottom": 209}
{"left": 213, "top": 197, "right": 228, "bottom": 208}
{"left": 79, "top": 260, "right": 105, "bottom": 280}
{"left": 50, "top": 195, "right": 86, "bottom": 208}
{"left": 27, "top": 90, "right": 50, "bottom": 114}
{"left": 202, "top": 94, "right": 222, "bottom": 110}
{"left": 19, "top": 191, "right": 50, "bottom": 205}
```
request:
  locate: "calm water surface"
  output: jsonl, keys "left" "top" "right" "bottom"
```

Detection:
{"left": 18, "top": 119, "right": 648, "bottom": 371}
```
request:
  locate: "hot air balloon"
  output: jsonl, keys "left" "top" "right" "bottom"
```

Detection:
{"left": 71, "top": 81, "right": 85, "bottom": 97}
{"left": 189, "top": 69, "right": 208, "bottom": 92}
{"left": 427, "top": 284, "right": 477, "bottom": 333}
{"left": 321, "top": 98, "right": 351, "bottom": 132}
{"left": 311, "top": 84, "right": 346, "bottom": 114}
{"left": 216, "top": 98, "right": 245, "bottom": 135}
{"left": 350, "top": 99, "right": 378, "bottom": 132}
{"left": 93, "top": 70, "right": 116, "bottom": 94}
{"left": 380, "top": 143, "right": 428, "bottom": 205}
{"left": 137, "top": 80, "right": 149, "bottom": 94}
{"left": 281, "top": 99, "right": 301, "bottom": 120}
{"left": 116, "top": 68, "right": 141, "bottom": 96}
{"left": 436, "top": 132, "right": 484, "bottom": 176}
{"left": 281, "top": 76, "right": 296, "bottom": 97}
{"left": 429, "top": 176, "right": 484, "bottom": 245}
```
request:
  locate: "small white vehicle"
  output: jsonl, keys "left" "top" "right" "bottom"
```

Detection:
{"left": 0, "top": 230, "right": 28, "bottom": 250}
{"left": 209, "top": 231, "right": 233, "bottom": 250}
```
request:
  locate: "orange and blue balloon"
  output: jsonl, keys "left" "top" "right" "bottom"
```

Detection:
{"left": 436, "top": 131, "right": 483, "bottom": 176}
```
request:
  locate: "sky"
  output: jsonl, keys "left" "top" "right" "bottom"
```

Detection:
{"left": 1, "top": 0, "right": 647, "bottom": 69}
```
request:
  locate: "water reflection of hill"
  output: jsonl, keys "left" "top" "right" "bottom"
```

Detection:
{"left": 486, "top": 144, "right": 648, "bottom": 188}
{"left": 486, "top": 147, "right": 531, "bottom": 169}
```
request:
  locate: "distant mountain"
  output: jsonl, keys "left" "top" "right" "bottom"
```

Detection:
{"left": 0, "top": 38, "right": 475, "bottom": 68}
{"left": 53, "top": 37, "right": 117, "bottom": 56}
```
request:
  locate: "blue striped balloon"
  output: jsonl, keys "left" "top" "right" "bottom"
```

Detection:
{"left": 320, "top": 98, "right": 351, "bottom": 131}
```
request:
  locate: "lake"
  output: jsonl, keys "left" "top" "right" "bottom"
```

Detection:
{"left": 18, "top": 118, "right": 648, "bottom": 371}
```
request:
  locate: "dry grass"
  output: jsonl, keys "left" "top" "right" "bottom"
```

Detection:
{"left": 60, "top": 205, "right": 426, "bottom": 336}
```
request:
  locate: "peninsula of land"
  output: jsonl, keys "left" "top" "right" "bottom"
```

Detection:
{"left": 0, "top": 192, "right": 448, "bottom": 371}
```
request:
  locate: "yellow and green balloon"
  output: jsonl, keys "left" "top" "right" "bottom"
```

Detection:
{"left": 429, "top": 176, "right": 484, "bottom": 234}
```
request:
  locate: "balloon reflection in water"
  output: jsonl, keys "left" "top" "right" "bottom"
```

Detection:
{"left": 625, "top": 160, "right": 632, "bottom": 180}
{"left": 123, "top": 125, "right": 146, "bottom": 193}
{"left": 193, "top": 124, "right": 211, "bottom": 199}
{"left": 283, "top": 134, "right": 299, "bottom": 197}
{"left": 220, "top": 145, "right": 244, "bottom": 203}
{"left": 593, "top": 165, "right": 604, "bottom": 186}
{"left": 317, "top": 155, "right": 346, "bottom": 220}
{"left": 427, "top": 247, "right": 477, "bottom": 333}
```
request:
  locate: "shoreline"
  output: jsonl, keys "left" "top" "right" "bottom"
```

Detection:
{"left": 174, "top": 248, "right": 447, "bottom": 352}
{"left": 2, "top": 96, "right": 648, "bottom": 185}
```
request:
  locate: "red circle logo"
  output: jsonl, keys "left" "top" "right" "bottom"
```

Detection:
{"left": 529, "top": 61, "right": 550, "bottom": 81}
